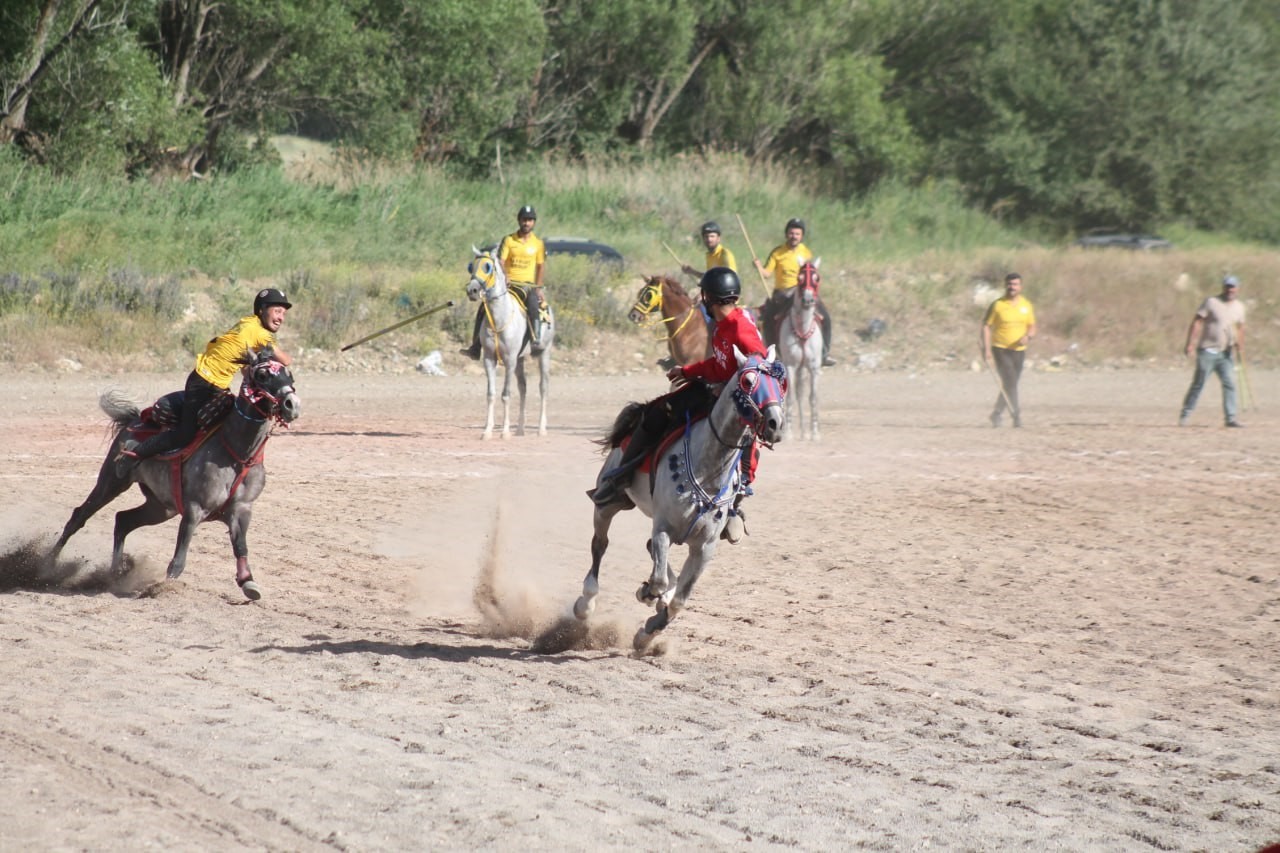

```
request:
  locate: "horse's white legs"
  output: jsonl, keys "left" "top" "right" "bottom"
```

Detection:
{"left": 636, "top": 529, "right": 673, "bottom": 604}
{"left": 500, "top": 360, "right": 516, "bottom": 440}
{"left": 537, "top": 352, "right": 550, "bottom": 437}
{"left": 809, "top": 363, "right": 821, "bottom": 441}
{"left": 576, "top": 498, "right": 623, "bottom": 620}
{"left": 482, "top": 357, "right": 498, "bottom": 440}
{"left": 515, "top": 358, "right": 528, "bottom": 437}
{"left": 634, "top": 536, "right": 713, "bottom": 652}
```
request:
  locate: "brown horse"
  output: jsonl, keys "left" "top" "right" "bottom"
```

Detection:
{"left": 628, "top": 275, "right": 711, "bottom": 367}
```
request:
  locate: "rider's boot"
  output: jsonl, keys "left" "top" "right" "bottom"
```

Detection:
{"left": 821, "top": 310, "right": 837, "bottom": 366}
{"left": 591, "top": 422, "right": 662, "bottom": 507}
{"left": 113, "top": 433, "right": 167, "bottom": 478}
{"left": 459, "top": 309, "right": 483, "bottom": 360}
{"left": 721, "top": 490, "right": 749, "bottom": 543}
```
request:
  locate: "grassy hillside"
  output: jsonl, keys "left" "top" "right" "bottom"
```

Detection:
{"left": 1, "top": 146, "right": 1275, "bottom": 372}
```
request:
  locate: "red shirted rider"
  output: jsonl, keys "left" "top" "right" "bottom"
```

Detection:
{"left": 591, "top": 267, "right": 763, "bottom": 542}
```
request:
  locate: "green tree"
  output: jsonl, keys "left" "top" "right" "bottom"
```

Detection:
{"left": 883, "top": 0, "right": 1280, "bottom": 234}
{"left": 354, "top": 0, "right": 544, "bottom": 164}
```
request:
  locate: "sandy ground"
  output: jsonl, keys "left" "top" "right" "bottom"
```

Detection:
{"left": 2, "top": 361, "right": 1278, "bottom": 852}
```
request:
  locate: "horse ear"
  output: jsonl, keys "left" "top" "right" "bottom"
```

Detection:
{"left": 472, "top": 245, "right": 482, "bottom": 257}
{"left": 766, "top": 344, "right": 777, "bottom": 362}
{"left": 812, "top": 257, "right": 821, "bottom": 269}
{"left": 734, "top": 344, "right": 747, "bottom": 366}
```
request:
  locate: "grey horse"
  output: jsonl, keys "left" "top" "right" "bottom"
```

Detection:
{"left": 778, "top": 261, "right": 823, "bottom": 441}
{"left": 48, "top": 349, "right": 301, "bottom": 599}
{"left": 577, "top": 346, "right": 787, "bottom": 651}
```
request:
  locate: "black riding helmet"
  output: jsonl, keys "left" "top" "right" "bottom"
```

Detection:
{"left": 700, "top": 267, "right": 741, "bottom": 303}
{"left": 253, "top": 287, "right": 292, "bottom": 315}
{"left": 785, "top": 217, "right": 805, "bottom": 233}
{"left": 700, "top": 220, "right": 721, "bottom": 235}
{"left": 517, "top": 204, "right": 537, "bottom": 221}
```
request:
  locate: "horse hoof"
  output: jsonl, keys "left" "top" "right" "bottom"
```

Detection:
{"left": 573, "top": 596, "right": 595, "bottom": 620}
{"left": 633, "top": 626, "right": 653, "bottom": 651}
{"left": 238, "top": 578, "right": 262, "bottom": 601}
{"left": 635, "top": 583, "right": 655, "bottom": 604}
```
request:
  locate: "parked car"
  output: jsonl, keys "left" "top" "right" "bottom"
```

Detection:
{"left": 1074, "top": 229, "right": 1173, "bottom": 251}
{"left": 544, "top": 237, "right": 624, "bottom": 265}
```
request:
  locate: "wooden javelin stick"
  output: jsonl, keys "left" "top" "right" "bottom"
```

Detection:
{"left": 983, "top": 352, "right": 1017, "bottom": 415}
{"left": 661, "top": 240, "right": 688, "bottom": 269}
{"left": 1235, "top": 348, "right": 1258, "bottom": 411}
{"left": 735, "top": 214, "right": 773, "bottom": 303}
{"left": 341, "top": 300, "right": 456, "bottom": 351}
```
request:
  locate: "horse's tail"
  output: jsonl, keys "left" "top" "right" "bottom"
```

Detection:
{"left": 595, "top": 401, "right": 645, "bottom": 451}
{"left": 99, "top": 390, "right": 141, "bottom": 435}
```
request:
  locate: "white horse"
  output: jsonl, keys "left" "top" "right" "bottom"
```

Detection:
{"left": 577, "top": 347, "right": 787, "bottom": 651}
{"left": 465, "top": 247, "right": 553, "bottom": 439}
{"left": 778, "top": 261, "right": 823, "bottom": 441}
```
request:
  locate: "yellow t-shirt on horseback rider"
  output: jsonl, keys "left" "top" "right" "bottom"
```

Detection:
{"left": 498, "top": 232, "right": 546, "bottom": 285}
{"left": 705, "top": 244, "right": 737, "bottom": 272}
{"left": 762, "top": 242, "right": 813, "bottom": 292}
{"left": 195, "top": 315, "right": 277, "bottom": 389}
{"left": 984, "top": 297, "right": 1036, "bottom": 350}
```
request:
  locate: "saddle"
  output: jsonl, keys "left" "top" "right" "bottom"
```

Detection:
{"left": 129, "top": 389, "right": 234, "bottom": 457}
{"left": 621, "top": 416, "right": 704, "bottom": 477}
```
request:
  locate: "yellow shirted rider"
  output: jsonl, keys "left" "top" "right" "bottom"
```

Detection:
{"left": 753, "top": 217, "right": 836, "bottom": 366}
{"left": 462, "top": 204, "right": 549, "bottom": 358}
{"left": 116, "top": 288, "right": 293, "bottom": 472}
{"left": 681, "top": 220, "right": 738, "bottom": 281}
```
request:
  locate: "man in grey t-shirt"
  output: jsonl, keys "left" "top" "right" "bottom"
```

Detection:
{"left": 1179, "top": 275, "right": 1247, "bottom": 427}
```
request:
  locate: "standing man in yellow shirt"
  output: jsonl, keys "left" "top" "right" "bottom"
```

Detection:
{"left": 461, "top": 204, "right": 548, "bottom": 359}
{"left": 117, "top": 288, "right": 294, "bottom": 472}
{"left": 753, "top": 217, "right": 835, "bottom": 366}
{"left": 981, "top": 272, "right": 1036, "bottom": 427}
{"left": 681, "top": 220, "right": 737, "bottom": 281}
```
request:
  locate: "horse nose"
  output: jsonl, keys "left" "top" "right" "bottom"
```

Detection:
{"left": 628, "top": 309, "right": 643, "bottom": 324}
{"left": 762, "top": 407, "right": 783, "bottom": 442}
{"left": 282, "top": 393, "right": 302, "bottom": 422}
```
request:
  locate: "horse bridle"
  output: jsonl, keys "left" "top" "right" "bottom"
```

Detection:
{"left": 630, "top": 283, "right": 661, "bottom": 318}
{"left": 236, "top": 361, "right": 294, "bottom": 425}
{"left": 708, "top": 358, "right": 787, "bottom": 450}
{"left": 632, "top": 281, "right": 700, "bottom": 342}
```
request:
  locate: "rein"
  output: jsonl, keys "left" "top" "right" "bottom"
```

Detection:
{"left": 633, "top": 282, "right": 699, "bottom": 342}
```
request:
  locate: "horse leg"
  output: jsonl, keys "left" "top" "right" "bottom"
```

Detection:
{"left": 636, "top": 529, "right": 673, "bottom": 605}
{"left": 515, "top": 357, "right": 528, "bottom": 437}
{"left": 49, "top": 461, "right": 132, "bottom": 562}
{"left": 109, "top": 496, "right": 176, "bottom": 575}
{"left": 537, "top": 350, "right": 549, "bottom": 437}
{"left": 575, "top": 501, "right": 623, "bottom": 620}
{"left": 162, "top": 506, "right": 210, "bottom": 581}
{"left": 635, "top": 539, "right": 715, "bottom": 652}
{"left": 783, "top": 357, "right": 798, "bottom": 441}
{"left": 482, "top": 357, "right": 498, "bottom": 440}
{"left": 225, "top": 505, "right": 261, "bottom": 600}
{"left": 500, "top": 359, "right": 516, "bottom": 440}
{"left": 810, "top": 359, "right": 821, "bottom": 441}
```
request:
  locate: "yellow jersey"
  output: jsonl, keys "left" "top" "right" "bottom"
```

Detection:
{"left": 985, "top": 297, "right": 1037, "bottom": 350}
{"left": 762, "top": 242, "right": 813, "bottom": 291}
{"left": 705, "top": 244, "right": 737, "bottom": 272}
{"left": 499, "top": 232, "right": 546, "bottom": 285}
{"left": 194, "top": 315, "right": 277, "bottom": 389}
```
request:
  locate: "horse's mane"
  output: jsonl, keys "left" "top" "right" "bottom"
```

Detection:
{"left": 653, "top": 275, "right": 695, "bottom": 308}
{"left": 595, "top": 401, "right": 645, "bottom": 450}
